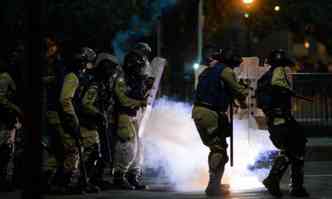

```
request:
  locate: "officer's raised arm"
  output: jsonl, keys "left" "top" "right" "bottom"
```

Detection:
{"left": 220, "top": 67, "right": 248, "bottom": 107}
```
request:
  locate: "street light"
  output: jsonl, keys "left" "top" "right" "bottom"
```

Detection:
{"left": 243, "top": 0, "right": 254, "bottom": 4}
{"left": 274, "top": 5, "right": 280, "bottom": 12}
{"left": 242, "top": 0, "right": 255, "bottom": 56}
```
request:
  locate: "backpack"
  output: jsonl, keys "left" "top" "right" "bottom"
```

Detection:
{"left": 255, "top": 69, "right": 273, "bottom": 110}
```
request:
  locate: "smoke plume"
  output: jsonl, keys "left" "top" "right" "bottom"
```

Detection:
{"left": 143, "top": 97, "right": 277, "bottom": 191}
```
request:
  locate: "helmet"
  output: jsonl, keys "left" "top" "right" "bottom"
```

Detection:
{"left": 95, "top": 53, "right": 119, "bottom": 78}
{"left": 202, "top": 44, "right": 219, "bottom": 65}
{"left": 75, "top": 47, "right": 96, "bottom": 63}
{"left": 209, "top": 48, "right": 243, "bottom": 68}
{"left": 132, "top": 42, "right": 152, "bottom": 57}
{"left": 95, "top": 53, "right": 118, "bottom": 67}
{"left": 267, "top": 49, "right": 294, "bottom": 67}
{"left": 123, "top": 51, "right": 146, "bottom": 76}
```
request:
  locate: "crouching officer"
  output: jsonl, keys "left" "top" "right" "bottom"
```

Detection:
{"left": 261, "top": 49, "right": 309, "bottom": 197}
{"left": 192, "top": 48, "right": 248, "bottom": 196}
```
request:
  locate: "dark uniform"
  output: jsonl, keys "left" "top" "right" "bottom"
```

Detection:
{"left": 262, "top": 49, "right": 309, "bottom": 197}
{"left": 42, "top": 55, "right": 67, "bottom": 191}
{"left": 0, "top": 60, "right": 21, "bottom": 192}
{"left": 192, "top": 48, "right": 248, "bottom": 196}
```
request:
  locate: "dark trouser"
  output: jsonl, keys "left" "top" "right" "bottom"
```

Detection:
{"left": 0, "top": 143, "right": 13, "bottom": 180}
{"left": 267, "top": 116, "right": 307, "bottom": 189}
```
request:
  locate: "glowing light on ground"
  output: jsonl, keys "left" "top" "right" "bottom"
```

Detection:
{"left": 143, "top": 98, "right": 275, "bottom": 192}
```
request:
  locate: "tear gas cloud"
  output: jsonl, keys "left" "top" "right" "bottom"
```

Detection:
{"left": 143, "top": 97, "right": 276, "bottom": 191}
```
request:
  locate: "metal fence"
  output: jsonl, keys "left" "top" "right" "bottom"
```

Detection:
{"left": 291, "top": 73, "right": 332, "bottom": 136}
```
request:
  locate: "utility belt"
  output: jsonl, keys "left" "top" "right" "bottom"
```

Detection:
{"left": 118, "top": 107, "right": 139, "bottom": 117}
{"left": 79, "top": 117, "right": 98, "bottom": 130}
{"left": 263, "top": 107, "right": 293, "bottom": 125}
{"left": 194, "top": 101, "right": 226, "bottom": 113}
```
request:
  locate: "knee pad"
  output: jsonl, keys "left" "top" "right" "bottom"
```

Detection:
{"left": 208, "top": 149, "right": 228, "bottom": 170}
{"left": 272, "top": 152, "right": 290, "bottom": 173}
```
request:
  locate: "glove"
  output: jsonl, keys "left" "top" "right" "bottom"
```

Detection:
{"left": 239, "top": 79, "right": 250, "bottom": 89}
{"left": 140, "top": 99, "right": 148, "bottom": 107}
{"left": 144, "top": 77, "right": 155, "bottom": 90}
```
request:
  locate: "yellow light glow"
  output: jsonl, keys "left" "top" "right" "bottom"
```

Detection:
{"left": 304, "top": 41, "right": 310, "bottom": 49}
{"left": 243, "top": 0, "right": 254, "bottom": 4}
{"left": 244, "top": 12, "right": 250, "bottom": 18}
{"left": 274, "top": 5, "right": 280, "bottom": 12}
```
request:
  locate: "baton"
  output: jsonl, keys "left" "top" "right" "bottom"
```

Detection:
{"left": 229, "top": 102, "right": 234, "bottom": 167}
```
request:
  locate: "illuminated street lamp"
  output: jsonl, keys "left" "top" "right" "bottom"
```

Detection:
{"left": 242, "top": 0, "right": 255, "bottom": 56}
{"left": 243, "top": 0, "right": 254, "bottom": 4}
{"left": 274, "top": 5, "right": 280, "bottom": 12}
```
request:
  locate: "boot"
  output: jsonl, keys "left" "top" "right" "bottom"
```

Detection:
{"left": 0, "top": 144, "right": 14, "bottom": 192}
{"left": 113, "top": 170, "right": 135, "bottom": 190}
{"left": 205, "top": 152, "right": 227, "bottom": 196}
{"left": 89, "top": 159, "right": 113, "bottom": 190}
{"left": 0, "top": 167, "right": 14, "bottom": 192}
{"left": 205, "top": 167, "right": 226, "bottom": 196}
{"left": 263, "top": 154, "right": 289, "bottom": 197}
{"left": 90, "top": 178, "right": 112, "bottom": 191}
{"left": 48, "top": 171, "right": 84, "bottom": 195}
{"left": 77, "top": 177, "right": 101, "bottom": 194}
{"left": 81, "top": 154, "right": 101, "bottom": 193}
{"left": 289, "top": 159, "right": 309, "bottom": 197}
{"left": 40, "top": 169, "right": 55, "bottom": 194}
{"left": 127, "top": 170, "right": 148, "bottom": 190}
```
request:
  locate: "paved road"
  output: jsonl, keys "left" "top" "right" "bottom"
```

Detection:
{"left": 1, "top": 161, "right": 331, "bottom": 199}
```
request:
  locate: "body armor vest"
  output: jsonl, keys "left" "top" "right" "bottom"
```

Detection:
{"left": 195, "top": 64, "right": 230, "bottom": 112}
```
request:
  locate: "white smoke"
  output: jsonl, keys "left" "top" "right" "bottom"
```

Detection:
{"left": 143, "top": 97, "right": 276, "bottom": 191}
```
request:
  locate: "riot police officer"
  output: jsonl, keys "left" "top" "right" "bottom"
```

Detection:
{"left": 41, "top": 33, "right": 67, "bottom": 193}
{"left": 58, "top": 47, "right": 99, "bottom": 193}
{"left": 0, "top": 58, "right": 21, "bottom": 192}
{"left": 192, "top": 47, "right": 248, "bottom": 196}
{"left": 260, "top": 49, "right": 309, "bottom": 197}
{"left": 132, "top": 42, "right": 152, "bottom": 76}
{"left": 79, "top": 52, "right": 121, "bottom": 190}
{"left": 112, "top": 46, "right": 151, "bottom": 190}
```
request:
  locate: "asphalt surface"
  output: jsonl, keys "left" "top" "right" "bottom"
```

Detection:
{"left": 1, "top": 138, "right": 332, "bottom": 199}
